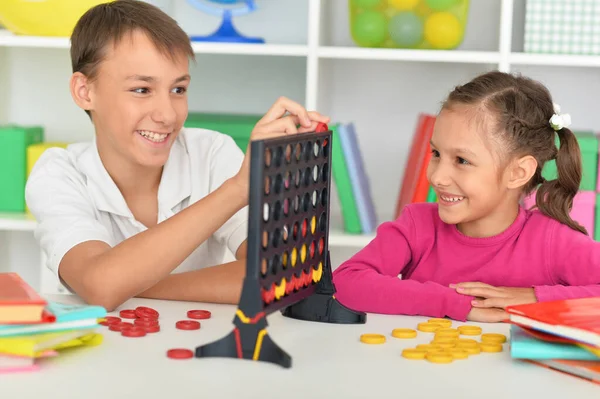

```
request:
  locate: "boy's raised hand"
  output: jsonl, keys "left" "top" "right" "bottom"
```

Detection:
{"left": 231, "top": 96, "right": 330, "bottom": 200}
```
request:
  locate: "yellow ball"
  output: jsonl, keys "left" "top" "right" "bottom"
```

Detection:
{"left": 424, "top": 12, "right": 463, "bottom": 49}
{"left": 388, "top": 0, "right": 420, "bottom": 10}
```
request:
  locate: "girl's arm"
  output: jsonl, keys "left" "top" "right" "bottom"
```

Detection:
{"left": 535, "top": 221, "right": 600, "bottom": 302}
{"left": 333, "top": 207, "right": 474, "bottom": 321}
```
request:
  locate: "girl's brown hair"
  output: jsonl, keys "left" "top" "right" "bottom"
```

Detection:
{"left": 442, "top": 71, "right": 586, "bottom": 235}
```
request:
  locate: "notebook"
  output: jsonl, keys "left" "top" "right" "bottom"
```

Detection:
{"left": 0, "top": 273, "right": 47, "bottom": 324}
{"left": 510, "top": 325, "right": 598, "bottom": 360}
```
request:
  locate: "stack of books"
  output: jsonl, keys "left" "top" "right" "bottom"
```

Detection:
{"left": 0, "top": 272, "right": 106, "bottom": 373}
{"left": 507, "top": 297, "right": 600, "bottom": 385}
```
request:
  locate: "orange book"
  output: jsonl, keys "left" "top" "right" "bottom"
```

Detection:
{"left": 0, "top": 273, "right": 47, "bottom": 324}
{"left": 507, "top": 297, "right": 600, "bottom": 348}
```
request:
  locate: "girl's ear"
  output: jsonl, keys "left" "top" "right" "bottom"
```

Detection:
{"left": 507, "top": 155, "right": 537, "bottom": 189}
{"left": 70, "top": 72, "right": 93, "bottom": 111}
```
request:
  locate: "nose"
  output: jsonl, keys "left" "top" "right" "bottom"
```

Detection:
{"left": 427, "top": 159, "right": 451, "bottom": 188}
{"left": 150, "top": 93, "right": 177, "bottom": 127}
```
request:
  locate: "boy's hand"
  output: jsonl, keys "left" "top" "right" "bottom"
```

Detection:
{"left": 231, "top": 96, "right": 329, "bottom": 200}
{"left": 466, "top": 307, "right": 509, "bottom": 323}
{"left": 451, "top": 282, "right": 537, "bottom": 309}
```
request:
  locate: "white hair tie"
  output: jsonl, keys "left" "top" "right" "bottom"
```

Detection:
{"left": 549, "top": 102, "right": 572, "bottom": 131}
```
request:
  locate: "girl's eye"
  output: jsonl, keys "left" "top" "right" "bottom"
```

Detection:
{"left": 457, "top": 157, "right": 470, "bottom": 165}
{"left": 172, "top": 87, "right": 187, "bottom": 94}
{"left": 431, "top": 149, "right": 440, "bottom": 157}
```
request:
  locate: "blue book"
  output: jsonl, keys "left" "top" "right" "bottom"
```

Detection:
{"left": 338, "top": 123, "right": 377, "bottom": 233}
{"left": 0, "top": 302, "right": 106, "bottom": 337}
{"left": 510, "top": 325, "right": 598, "bottom": 361}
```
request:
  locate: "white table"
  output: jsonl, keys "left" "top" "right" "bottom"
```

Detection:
{"left": 1, "top": 294, "right": 598, "bottom": 399}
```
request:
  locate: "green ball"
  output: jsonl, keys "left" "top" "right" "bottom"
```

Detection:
{"left": 352, "top": 11, "right": 388, "bottom": 47}
{"left": 425, "top": 0, "right": 459, "bottom": 11}
{"left": 389, "top": 12, "right": 423, "bottom": 47}
{"left": 352, "top": 0, "right": 383, "bottom": 9}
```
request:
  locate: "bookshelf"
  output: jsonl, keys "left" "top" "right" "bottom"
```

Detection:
{"left": 1, "top": 0, "right": 598, "bottom": 294}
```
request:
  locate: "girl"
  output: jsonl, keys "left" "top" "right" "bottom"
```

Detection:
{"left": 332, "top": 71, "right": 600, "bottom": 322}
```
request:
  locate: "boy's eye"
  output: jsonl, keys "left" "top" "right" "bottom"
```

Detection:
{"left": 172, "top": 87, "right": 187, "bottom": 94}
{"left": 132, "top": 88, "right": 149, "bottom": 94}
{"left": 457, "top": 157, "right": 470, "bottom": 165}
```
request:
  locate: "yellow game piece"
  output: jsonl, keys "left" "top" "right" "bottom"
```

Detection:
{"left": 456, "top": 339, "right": 478, "bottom": 349}
{"left": 434, "top": 342, "right": 456, "bottom": 349}
{"left": 481, "top": 333, "right": 507, "bottom": 344}
{"left": 391, "top": 328, "right": 418, "bottom": 339}
{"left": 458, "top": 325, "right": 482, "bottom": 336}
{"left": 427, "top": 318, "right": 452, "bottom": 328}
{"left": 426, "top": 352, "right": 454, "bottom": 364}
{"left": 417, "top": 322, "right": 441, "bottom": 332}
{"left": 480, "top": 342, "right": 503, "bottom": 353}
{"left": 360, "top": 334, "right": 386, "bottom": 344}
{"left": 431, "top": 336, "right": 456, "bottom": 344}
{"left": 463, "top": 345, "right": 481, "bottom": 355}
{"left": 416, "top": 344, "right": 438, "bottom": 352}
{"left": 435, "top": 328, "right": 460, "bottom": 338}
{"left": 402, "top": 349, "right": 427, "bottom": 360}
{"left": 448, "top": 348, "right": 469, "bottom": 359}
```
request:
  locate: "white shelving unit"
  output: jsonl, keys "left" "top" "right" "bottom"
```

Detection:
{"left": 1, "top": 0, "right": 598, "bottom": 293}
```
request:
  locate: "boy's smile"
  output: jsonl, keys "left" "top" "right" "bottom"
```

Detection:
{"left": 86, "top": 29, "right": 190, "bottom": 170}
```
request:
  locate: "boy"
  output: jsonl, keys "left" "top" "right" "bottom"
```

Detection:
{"left": 25, "top": 0, "right": 328, "bottom": 311}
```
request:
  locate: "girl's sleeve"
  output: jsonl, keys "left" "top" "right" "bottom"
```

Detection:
{"left": 535, "top": 221, "right": 600, "bottom": 302}
{"left": 332, "top": 206, "right": 474, "bottom": 321}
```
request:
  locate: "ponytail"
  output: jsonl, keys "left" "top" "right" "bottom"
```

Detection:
{"left": 535, "top": 127, "right": 587, "bottom": 235}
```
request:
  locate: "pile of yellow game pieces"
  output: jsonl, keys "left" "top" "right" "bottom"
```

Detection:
{"left": 359, "top": 318, "right": 507, "bottom": 364}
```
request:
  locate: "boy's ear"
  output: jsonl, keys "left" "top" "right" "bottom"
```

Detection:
{"left": 70, "top": 72, "right": 93, "bottom": 111}
{"left": 507, "top": 155, "right": 537, "bottom": 189}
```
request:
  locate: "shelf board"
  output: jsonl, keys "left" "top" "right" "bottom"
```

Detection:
{"left": 318, "top": 46, "right": 502, "bottom": 64}
{"left": 0, "top": 213, "right": 37, "bottom": 232}
{"left": 509, "top": 52, "right": 600, "bottom": 68}
{"left": 0, "top": 30, "right": 308, "bottom": 56}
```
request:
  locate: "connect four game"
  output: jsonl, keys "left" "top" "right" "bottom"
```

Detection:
{"left": 195, "top": 123, "right": 366, "bottom": 368}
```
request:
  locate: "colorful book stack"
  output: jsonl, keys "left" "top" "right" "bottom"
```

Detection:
{"left": 184, "top": 113, "right": 377, "bottom": 234}
{"left": 0, "top": 272, "right": 106, "bottom": 373}
{"left": 523, "top": 131, "right": 600, "bottom": 239}
{"left": 507, "top": 297, "right": 600, "bottom": 385}
{"left": 394, "top": 113, "right": 437, "bottom": 220}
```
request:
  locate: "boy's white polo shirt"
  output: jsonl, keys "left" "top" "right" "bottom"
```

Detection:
{"left": 25, "top": 128, "right": 248, "bottom": 281}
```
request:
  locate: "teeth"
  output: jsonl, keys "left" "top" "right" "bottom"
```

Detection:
{"left": 441, "top": 195, "right": 464, "bottom": 202}
{"left": 138, "top": 130, "right": 168, "bottom": 143}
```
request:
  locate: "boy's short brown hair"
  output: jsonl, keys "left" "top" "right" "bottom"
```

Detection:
{"left": 71, "top": 0, "right": 195, "bottom": 82}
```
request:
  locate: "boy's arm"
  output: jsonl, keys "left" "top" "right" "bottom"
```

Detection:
{"left": 332, "top": 208, "right": 474, "bottom": 321}
{"left": 534, "top": 222, "right": 600, "bottom": 302}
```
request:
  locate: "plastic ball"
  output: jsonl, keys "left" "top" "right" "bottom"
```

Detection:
{"left": 425, "top": 0, "right": 460, "bottom": 11}
{"left": 388, "top": 12, "right": 423, "bottom": 47}
{"left": 352, "top": 11, "right": 388, "bottom": 47}
{"left": 352, "top": 0, "right": 383, "bottom": 9}
{"left": 424, "top": 12, "right": 463, "bottom": 49}
{"left": 387, "top": 0, "right": 420, "bottom": 11}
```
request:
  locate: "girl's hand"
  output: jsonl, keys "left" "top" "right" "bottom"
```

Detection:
{"left": 466, "top": 307, "right": 509, "bottom": 323}
{"left": 451, "top": 282, "right": 537, "bottom": 309}
{"left": 231, "top": 96, "right": 330, "bottom": 199}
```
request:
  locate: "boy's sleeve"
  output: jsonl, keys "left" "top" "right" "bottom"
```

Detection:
{"left": 332, "top": 206, "right": 474, "bottom": 321}
{"left": 208, "top": 134, "right": 248, "bottom": 256}
{"left": 25, "top": 150, "right": 114, "bottom": 279}
{"left": 534, "top": 221, "right": 600, "bottom": 302}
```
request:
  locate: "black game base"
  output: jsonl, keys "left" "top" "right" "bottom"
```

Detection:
{"left": 195, "top": 324, "right": 291, "bottom": 368}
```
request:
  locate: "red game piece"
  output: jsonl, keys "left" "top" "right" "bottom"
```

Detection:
{"left": 167, "top": 349, "right": 194, "bottom": 359}
{"left": 109, "top": 322, "right": 133, "bottom": 332}
{"left": 119, "top": 309, "right": 137, "bottom": 319}
{"left": 122, "top": 326, "right": 147, "bottom": 338}
{"left": 187, "top": 310, "right": 211, "bottom": 320}
{"left": 315, "top": 122, "right": 328, "bottom": 132}
{"left": 134, "top": 318, "right": 159, "bottom": 328}
{"left": 176, "top": 320, "right": 200, "bottom": 330}
{"left": 99, "top": 316, "right": 121, "bottom": 326}
{"left": 135, "top": 306, "right": 159, "bottom": 319}
{"left": 144, "top": 324, "right": 160, "bottom": 333}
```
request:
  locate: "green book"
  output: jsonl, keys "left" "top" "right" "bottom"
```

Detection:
{"left": 330, "top": 124, "right": 362, "bottom": 234}
{"left": 0, "top": 125, "right": 44, "bottom": 212}
{"left": 426, "top": 185, "right": 437, "bottom": 202}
